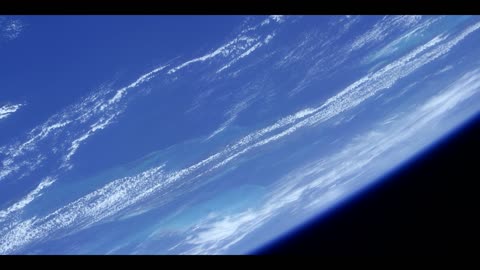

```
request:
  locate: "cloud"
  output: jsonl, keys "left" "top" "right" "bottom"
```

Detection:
{"left": 0, "top": 165, "right": 166, "bottom": 254}
{"left": 216, "top": 41, "right": 264, "bottom": 73}
{"left": 0, "top": 103, "right": 24, "bottom": 120}
{"left": 0, "top": 17, "right": 25, "bottom": 41}
{"left": 0, "top": 65, "right": 168, "bottom": 182}
{"left": 0, "top": 177, "right": 56, "bottom": 222}
{"left": 350, "top": 15, "right": 422, "bottom": 52}
{"left": 168, "top": 17, "right": 285, "bottom": 75}
{"left": 167, "top": 36, "right": 258, "bottom": 75}
{"left": 215, "top": 32, "right": 277, "bottom": 74}
{"left": 205, "top": 94, "right": 257, "bottom": 140}
{"left": 261, "top": 15, "right": 286, "bottom": 26}
{"left": 361, "top": 17, "right": 441, "bottom": 66}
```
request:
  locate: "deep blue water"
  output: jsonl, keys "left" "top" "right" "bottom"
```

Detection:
{"left": 1, "top": 15, "right": 480, "bottom": 254}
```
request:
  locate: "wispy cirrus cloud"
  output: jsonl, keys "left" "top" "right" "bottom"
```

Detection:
{"left": 205, "top": 94, "right": 258, "bottom": 141}
{"left": 0, "top": 65, "right": 168, "bottom": 182}
{"left": 288, "top": 16, "right": 426, "bottom": 96}
{"left": 0, "top": 177, "right": 56, "bottom": 222}
{"left": 350, "top": 15, "right": 422, "bottom": 52}
{"left": 168, "top": 16, "right": 285, "bottom": 75}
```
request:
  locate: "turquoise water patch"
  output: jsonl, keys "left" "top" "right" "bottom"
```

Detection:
{"left": 27, "top": 122, "right": 250, "bottom": 217}
{"left": 153, "top": 184, "right": 266, "bottom": 232}
{"left": 362, "top": 16, "right": 474, "bottom": 67}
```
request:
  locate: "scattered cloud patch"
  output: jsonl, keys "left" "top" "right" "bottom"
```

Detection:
{"left": 0, "top": 103, "right": 24, "bottom": 120}
{"left": 0, "top": 17, "right": 25, "bottom": 41}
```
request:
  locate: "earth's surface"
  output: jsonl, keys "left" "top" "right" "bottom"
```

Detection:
{"left": 0, "top": 15, "right": 479, "bottom": 254}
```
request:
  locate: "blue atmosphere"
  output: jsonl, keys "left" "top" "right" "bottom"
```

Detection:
{"left": 0, "top": 15, "right": 479, "bottom": 254}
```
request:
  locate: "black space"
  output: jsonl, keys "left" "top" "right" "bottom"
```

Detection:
{"left": 0, "top": 0, "right": 479, "bottom": 15}
{"left": 256, "top": 115, "right": 480, "bottom": 255}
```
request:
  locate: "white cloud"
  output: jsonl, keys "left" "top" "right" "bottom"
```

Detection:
{"left": 216, "top": 42, "right": 263, "bottom": 73}
{"left": 362, "top": 17, "right": 441, "bottom": 66}
{"left": 0, "top": 103, "right": 24, "bottom": 120}
{"left": 167, "top": 36, "right": 259, "bottom": 74}
{"left": 0, "top": 65, "right": 168, "bottom": 182}
{"left": 270, "top": 15, "right": 285, "bottom": 23}
{"left": 350, "top": 16, "right": 422, "bottom": 52}
{"left": 63, "top": 112, "right": 119, "bottom": 163}
{"left": 0, "top": 17, "right": 25, "bottom": 41}
{"left": 0, "top": 165, "right": 166, "bottom": 254}
{"left": 216, "top": 32, "right": 278, "bottom": 74}
{"left": 261, "top": 15, "right": 286, "bottom": 26}
{"left": 205, "top": 94, "right": 257, "bottom": 140}
{"left": 168, "top": 16, "right": 285, "bottom": 75}
{"left": 0, "top": 177, "right": 56, "bottom": 222}
{"left": 104, "top": 65, "right": 168, "bottom": 108}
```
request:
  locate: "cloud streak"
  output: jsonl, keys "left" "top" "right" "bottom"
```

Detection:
{"left": 168, "top": 16, "right": 285, "bottom": 75}
{"left": 0, "top": 65, "right": 168, "bottom": 182}
{"left": 350, "top": 15, "right": 422, "bottom": 52}
{"left": 0, "top": 103, "right": 24, "bottom": 120}
{"left": 0, "top": 177, "right": 56, "bottom": 222}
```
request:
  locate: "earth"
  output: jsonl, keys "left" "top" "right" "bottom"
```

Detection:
{"left": 0, "top": 15, "right": 480, "bottom": 254}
